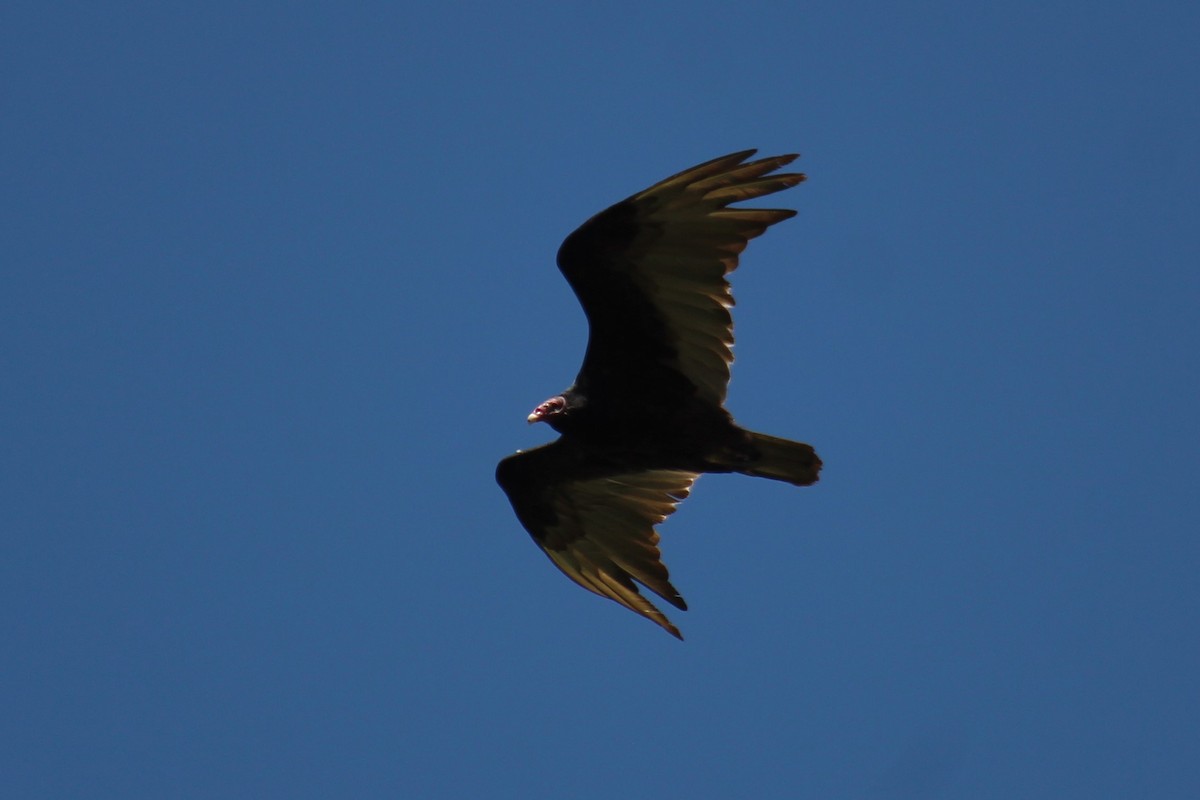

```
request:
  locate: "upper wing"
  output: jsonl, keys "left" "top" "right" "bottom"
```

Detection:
{"left": 556, "top": 150, "right": 804, "bottom": 407}
{"left": 496, "top": 441, "right": 699, "bottom": 639}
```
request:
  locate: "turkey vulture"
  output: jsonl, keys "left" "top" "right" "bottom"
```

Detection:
{"left": 496, "top": 150, "right": 821, "bottom": 639}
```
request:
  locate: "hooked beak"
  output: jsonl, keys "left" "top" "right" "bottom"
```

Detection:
{"left": 526, "top": 411, "right": 542, "bottom": 424}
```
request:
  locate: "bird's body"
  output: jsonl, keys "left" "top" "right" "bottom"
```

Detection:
{"left": 496, "top": 150, "right": 821, "bottom": 638}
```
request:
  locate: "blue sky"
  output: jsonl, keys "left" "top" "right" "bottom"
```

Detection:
{"left": 4, "top": 2, "right": 1198, "bottom": 797}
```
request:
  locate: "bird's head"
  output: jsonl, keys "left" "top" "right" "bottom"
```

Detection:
{"left": 527, "top": 395, "right": 568, "bottom": 425}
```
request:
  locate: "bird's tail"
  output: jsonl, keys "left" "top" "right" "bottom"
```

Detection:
{"left": 738, "top": 431, "right": 822, "bottom": 487}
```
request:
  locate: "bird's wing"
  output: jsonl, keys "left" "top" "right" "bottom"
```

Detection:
{"left": 557, "top": 150, "right": 804, "bottom": 407}
{"left": 496, "top": 443, "right": 699, "bottom": 639}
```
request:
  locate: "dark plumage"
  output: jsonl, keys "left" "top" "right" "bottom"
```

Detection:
{"left": 496, "top": 150, "right": 821, "bottom": 638}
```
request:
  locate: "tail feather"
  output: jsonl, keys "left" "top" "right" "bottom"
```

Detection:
{"left": 739, "top": 431, "right": 822, "bottom": 486}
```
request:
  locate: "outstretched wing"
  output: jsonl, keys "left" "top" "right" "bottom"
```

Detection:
{"left": 557, "top": 150, "right": 804, "bottom": 408}
{"left": 496, "top": 442, "right": 699, "bottom": 639}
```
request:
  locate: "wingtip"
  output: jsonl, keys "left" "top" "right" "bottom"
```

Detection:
{"left": 745, "top": 151, "right": 800, "bottom": 168}
{"left": 654, "top": 614, "right": 684, "bottom": 640}
{"left": 715, "top": 149, "right": 802, "bottom": 170}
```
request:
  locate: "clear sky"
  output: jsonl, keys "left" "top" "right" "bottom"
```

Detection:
{"left": 4, "top": 2, "right": 1198, "bottom": 798}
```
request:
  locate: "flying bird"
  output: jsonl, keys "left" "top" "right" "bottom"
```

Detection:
{"left": 496, "top": 150, "right": 821, "bottom": 639}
